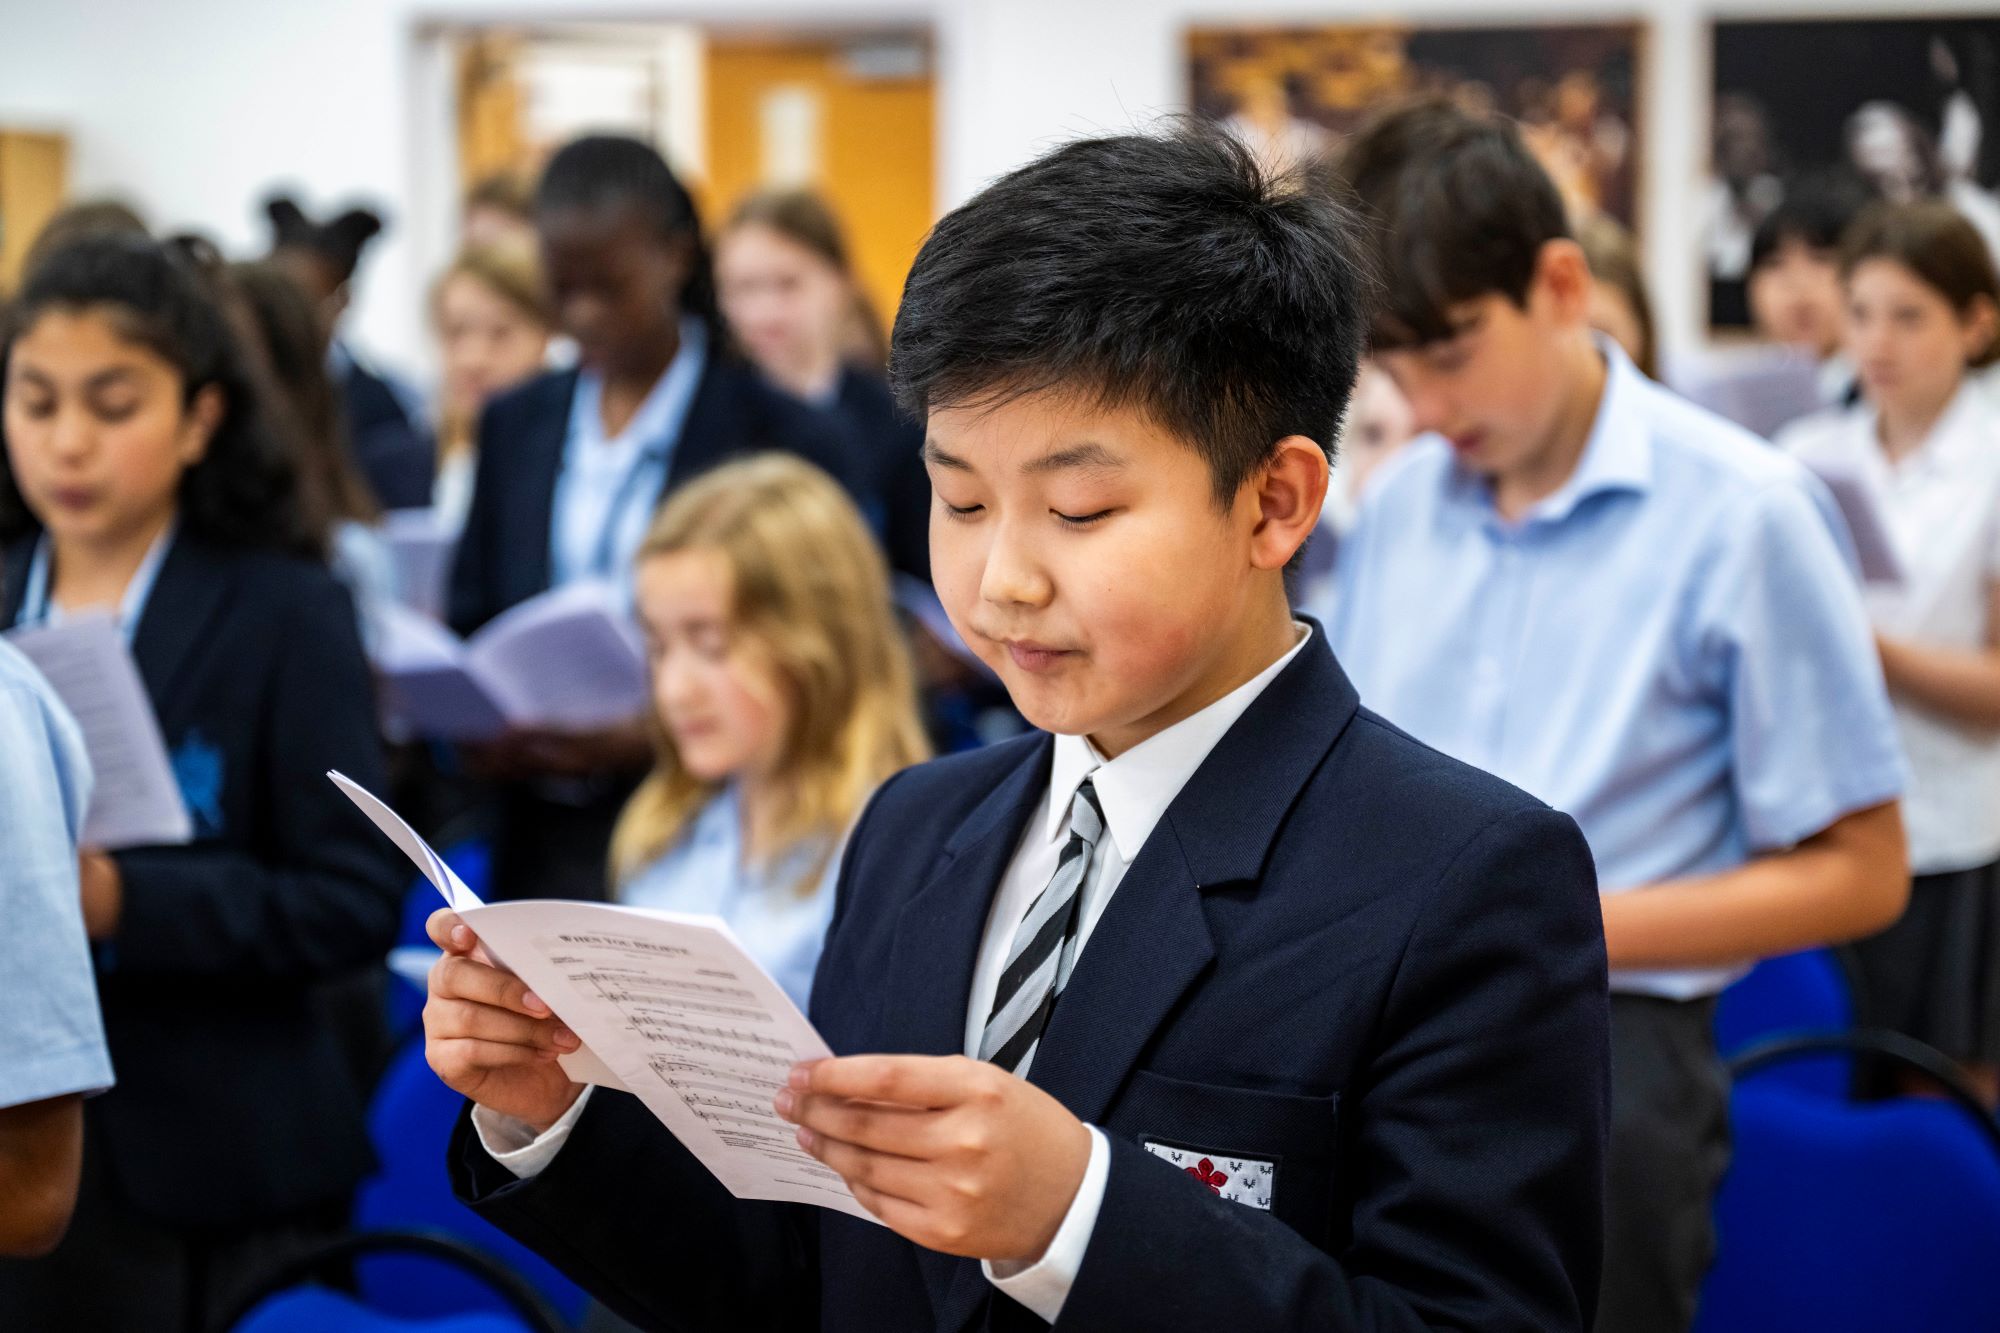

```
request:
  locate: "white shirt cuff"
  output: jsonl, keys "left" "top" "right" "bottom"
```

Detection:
{"left": 471, "top": 1086, "right": 595, "bottom": 1180}
{"left": 982, "top": 1123, "right": 1109, "bottom": 1324}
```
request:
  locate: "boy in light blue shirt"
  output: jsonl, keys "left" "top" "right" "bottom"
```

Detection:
{"left": 1322, "top": 101, "right": 1909, "bottom": 1333}
{"left": 0, "top": 638, "right": 113, "bottom": 1256}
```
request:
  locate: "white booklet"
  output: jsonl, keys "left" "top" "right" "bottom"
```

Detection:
{"left": 381, "top": 507, "right": 457, "bottom": 621}
{"left": 371, "top": 581, "right": 649, "bottom": 741}
{"left": 8, "top": 614, "right": 192, "bottom": 851}
{"left": 329, "top": 771, "right": 871, "bottom": 1221}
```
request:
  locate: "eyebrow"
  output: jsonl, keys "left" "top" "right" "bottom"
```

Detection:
{"left": 920, "top": 439, "right": 1127, "bottom": 475}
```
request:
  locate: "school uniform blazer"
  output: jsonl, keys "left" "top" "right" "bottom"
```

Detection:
{"left": 2, "top": 534, "right": 405, "bottom": 1227}
{"left": 832, "top": 367, "right": 931, "bottom": 584}
{"left": 449, "top": 356, "right": 859, "bottom": 636}
{"left": 448, "top": 632, "right": 1612, "bottom": 1331}
{"left": 342, "top": 356, "right": 436, "bottom": 511}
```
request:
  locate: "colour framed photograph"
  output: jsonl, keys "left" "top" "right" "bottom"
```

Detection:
{"left": 1186, "top": 20, "right": 1645, "bottom": 230}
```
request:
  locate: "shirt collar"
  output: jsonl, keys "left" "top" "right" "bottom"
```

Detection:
{"left": 1043, "top": 623, "right": 1313, "bottom": 854}
{"left": 1447, "top": 336, "right": 1654, "bottom": 531}
{"left": 20, "top": 518, "right": 177, "bottom": 642}
{"left": 568, "top": 317, "right": 709, "bottom": 458}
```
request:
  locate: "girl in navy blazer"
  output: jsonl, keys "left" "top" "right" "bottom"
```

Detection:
{"left": 448, "top": 135, "right": 857, "bottom": 904}
{"left": 0, "top": 236, "right": 404, "bottom": 1331}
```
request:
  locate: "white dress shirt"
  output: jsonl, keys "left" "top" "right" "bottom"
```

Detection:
{"left": 476, "top": 624, "right": 1312, "bottom": 1324}
{"left": 1781, "top": 384, "right": 2000, "bottom": 874}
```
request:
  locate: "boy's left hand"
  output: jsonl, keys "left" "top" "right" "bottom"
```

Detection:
{"left": 775, "top": 1054, "right": 1091, "bottom": 1263}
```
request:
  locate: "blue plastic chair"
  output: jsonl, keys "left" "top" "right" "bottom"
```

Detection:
{"left": 1697, "top": 1032, "right": 2000, "bottom": 1332}
{"left": 350, "top": 1041, "right": 589, "bottom": 1324}
{"left": 1712, "top": 948, "right": 1854, "bottom": 1096}
{"left": 388, "top": 839, "right": 493, "bottom": 1038}
{"left": 227, "top": 1233, "right": 565, "bottom": 1333}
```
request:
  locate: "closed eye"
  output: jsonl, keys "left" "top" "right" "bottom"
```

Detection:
{"left": 1054, "top": 509, "right": 1114, "bottom": 527}
{"left": 941, "top": 501, "right": 984, "bottom": 521}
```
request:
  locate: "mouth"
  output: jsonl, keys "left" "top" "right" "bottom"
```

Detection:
{"left": 1445, "top": 430, "right": 1486, "bottom": 455}
{"left": 998, "top": 639, "right": 1079, "bottom": 674}
{"left": 46, "top": 485, "right": 102, "bottom": 513}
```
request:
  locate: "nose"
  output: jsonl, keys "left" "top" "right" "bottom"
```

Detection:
{"left": 49, "top": 403, "right": 97, "bottom": 464}
{"left": 978, "top": 517, "right": 1054, "bottom": 610}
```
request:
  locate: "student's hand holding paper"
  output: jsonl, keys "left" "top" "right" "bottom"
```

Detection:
{"left": 424, "top": 907, "right": 588, "bottom": 1134}
{"left": 774, "top": 1054, "right": 1091, "bottom": 1262}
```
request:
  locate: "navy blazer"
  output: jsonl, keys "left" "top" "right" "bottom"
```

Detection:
{"left": 449, "top": 632, "right": 1611, "bottom": 1331}
{"left": 341, "top": 355, "right": 436, "bottom": 511}
{"left": 831, "top": 367, "right": 931, "bottom": 584}
{"left": 449, "top": 356, "right": 859, "bottom": 637}
{"left": 3, "top": 534, "right": 405, "bottom": 1227}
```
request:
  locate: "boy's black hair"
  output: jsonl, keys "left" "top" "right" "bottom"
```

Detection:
{"left": 1749, "top": 171, "right": 1875, "bottom": 273}
{"left": 0, "top": 235, "right": 309, "bottom": 553}
{"left": 264, "top": 195, "right": 385, "bottom": 287}
{"left": 889, "top": 120, "right": 1370, "bottom": 505}
{"left": 535, "top": 134, "right": 719, "bottom": 324}
{"left": 1332, "top": 98, "right": 1568, "bottom": 349}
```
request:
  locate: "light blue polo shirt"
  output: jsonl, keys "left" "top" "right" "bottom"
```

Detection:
{"left": 1321, "top": 343, "right": 1906, "bottom": 998}
{"left": 0, "top": 638, "right": 113, "bottom": 1106}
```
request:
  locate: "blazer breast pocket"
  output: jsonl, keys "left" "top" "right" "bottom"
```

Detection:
{"left": 1110, "top": 1067, "right": 1340, "bottom": 1241}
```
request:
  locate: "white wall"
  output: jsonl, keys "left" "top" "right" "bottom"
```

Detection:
{"left": 3, "top": 0, "right": 1996, "bottom": 374}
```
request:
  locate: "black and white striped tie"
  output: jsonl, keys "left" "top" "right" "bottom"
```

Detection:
{"left": 979, "top": 778, "right": 1105, "bottom": 1077}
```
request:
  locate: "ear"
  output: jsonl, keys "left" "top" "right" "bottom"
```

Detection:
{"left": 178, "top": 384, "right": 225, "bottom": 467}
{"left": 1964, "top": 294, "right": 1999, "bottom": 366}
{"left": 1532, "top": 237, "right": 1595, "bottom": 327}
{"left": 1246, "top": 435, "right": 1330, "bottom": 572}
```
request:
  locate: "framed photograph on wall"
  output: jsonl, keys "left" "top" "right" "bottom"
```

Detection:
{"left": 1706, "top": 14, "right": 2000, "bottom": 330}
{"left": 1186, "top": 21, "right": 1645, "bottom": 231}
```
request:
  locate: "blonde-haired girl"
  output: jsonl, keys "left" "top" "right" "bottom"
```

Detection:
{"left": 610, "top": 453, "right": 929, "bottom": 1007}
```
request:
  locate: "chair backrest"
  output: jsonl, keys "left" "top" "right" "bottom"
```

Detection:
{"left": 1697, "top": 1082, "right": 2000, "bottom": 1332}
{"left": 355, "top": 1041, "right": 587, "bottom": 1323}
{"left": 1713, "top": 949, "right": 1852, "bottom": 1096}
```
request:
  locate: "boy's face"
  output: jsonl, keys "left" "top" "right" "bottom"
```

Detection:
{"left": 1372, "top": 249, "right": 1588, "bottom": 481}
{"left": 1749, "top": 240, "right": 1845, "bottom": 359}
{"left": 923, "top": 392, "right": 1282, "bottom": 756}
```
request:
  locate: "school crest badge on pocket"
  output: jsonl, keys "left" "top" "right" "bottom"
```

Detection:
{"left": 1142, "top": 1139, "right": 1275, "bottom": 1211}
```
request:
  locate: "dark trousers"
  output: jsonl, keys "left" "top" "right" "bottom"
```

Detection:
{"left": 1597, "top": 993, "right": 1731, "bottom": 1333}
{"left": 0, "top": 1128, "right": 346, "bottom": 1333}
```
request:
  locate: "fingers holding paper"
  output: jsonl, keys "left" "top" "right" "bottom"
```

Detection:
{"left": 424, "top": 907, "right": 586, "bottom": 1133}
{"left": 774, "top": 1054, "right": 1092, "bottom": 1263}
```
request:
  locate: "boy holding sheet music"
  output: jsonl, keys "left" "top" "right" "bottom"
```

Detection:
{"left": 1316, "top": 102, "right": 1909, "bottom": 1333}
{"left": 428, "top": 122, "right": 1612, "bottom": 1331}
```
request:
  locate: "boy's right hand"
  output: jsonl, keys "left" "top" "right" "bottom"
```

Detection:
{"left": 424, "top": 908, "right": 585, "bottom": 1134}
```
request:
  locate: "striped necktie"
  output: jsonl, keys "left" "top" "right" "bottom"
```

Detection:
{"left": 979, "top": 778, "right": 1105, "bottom": 1077}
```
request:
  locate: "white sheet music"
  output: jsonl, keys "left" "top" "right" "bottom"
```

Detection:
{"left": 1800, "top": 458, "right": 1905, "bottom": 585}
{"left": 329, "top": 771, "right": 871, "bottom": 1220}
{"left": 9, "top": 615, "right": 191, "bottom": 850}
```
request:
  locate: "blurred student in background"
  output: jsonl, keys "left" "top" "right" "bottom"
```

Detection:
{"left": 429, "top": 243, "right": 554, "bottom": 534}
{"left": 601, "top": 454, "right": 927, "bottom": 1014}
{"left": 715, "top": 190, "right": 931, "bottom": 583}
{"left": 1748, "top": 172, "right": 1874, "bottom": 411}
{"left": 266, "top": 195, "right": 435, "bottom": 510}
{"left": 0, "top": 235, "right": 403, "bottom": 1330}
{"left": 1780, "top": 202, "right": 2000, "bottom": 1107}
{"left": 227, "top": 258, "right": 397, "bottom": 645}
{"left": 1577, "top": 214, "right": 1659, "bottom": 379}
{"left": 460, "top": 171, "right": 538, "bottom": 252}
{"left": 448, "top": 134, "right": 858, "bottom": 904}
{"left": 1326, "top": 102, "right": 1908, "bottom": 1333}
{"left": 0, "top": 640, "right": 112, "bottom": 1259}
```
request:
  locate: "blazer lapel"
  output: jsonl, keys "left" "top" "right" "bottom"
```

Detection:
{"left": 872, "top": 736, "right": 1051, "bottom": 1322}
{"left": 518, "top": 371, "right": 577, "bottom": 598}
{"left": 660, "top": 356, "right": 746, "bottom": 499}
{"left": 129, "top": 535, "right": 234, "bottom": 709}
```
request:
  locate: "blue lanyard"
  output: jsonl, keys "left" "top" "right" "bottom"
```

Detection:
{"left": 16, "top": 523, "right": 177, "bottom": 642}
